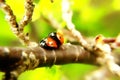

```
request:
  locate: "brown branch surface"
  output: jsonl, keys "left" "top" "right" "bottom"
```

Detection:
{"left": 0, "top": 44, "right": 96, "bottom": 71}
{"left": 0, "top": 44, "right": 97, "bottom": 79}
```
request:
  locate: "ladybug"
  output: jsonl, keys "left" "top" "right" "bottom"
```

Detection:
{"left": 40, "top": 32, "right": 64, "bottom": 49}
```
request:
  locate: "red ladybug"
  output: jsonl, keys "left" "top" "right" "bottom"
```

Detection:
{"left": 40, "top": 32, "right": 64, "bottom": 49}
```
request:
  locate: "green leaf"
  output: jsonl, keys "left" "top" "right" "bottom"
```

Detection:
{"left": 18, "top": 66, "right": 61, "bottom": 80}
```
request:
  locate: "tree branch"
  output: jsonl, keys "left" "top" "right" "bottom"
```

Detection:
{"left": 0, "top": 44, "right": 96, "bottom": 71}
{"left": 1, "top": 0, "right": 120, "bottom": 80}
{"left": 0, "top": 44, "right": 96, "bottom": 80}
{"left": 0, "top": 0, "right": 34, "bottom": 46}
{"left": 61, "top": 0, "right": 89, "bottom": 51}
{"left": 0, "top": 0, "right": 18, "bottom": 34}
{"left": 18, "top": 0, "right": 34, "bottom": 45}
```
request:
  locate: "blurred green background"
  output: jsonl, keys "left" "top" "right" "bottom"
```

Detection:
{"left": 0, "top": 0, "right": 120, "bottom": 80}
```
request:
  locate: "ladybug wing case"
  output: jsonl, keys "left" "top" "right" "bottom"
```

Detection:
{"left": 40, "top": 32, "right": 64, "bottom": 50}
{"left": 40, "top": 37, "right": 58, "bottom": 50}
{"left": 49, "top": 32, "right": 61, "bottom": 47}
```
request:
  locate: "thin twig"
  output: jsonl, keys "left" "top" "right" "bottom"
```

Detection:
{"left": 61, "top": 0, "right": 90, "bottom": 50}
{"left": 93, "top": 35, "right": 120, "bottom": 79}
{"left": 61, "top": 1, "right": 120, "bottom": 79}
{"left": 18, "top": 0, "right": 35, "bottom": 45}
{"left": 0, "top": 0, "right": 35, "bottom": 46}
{"left": 0, "top": 0, "right": 19, "bottom": 35}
